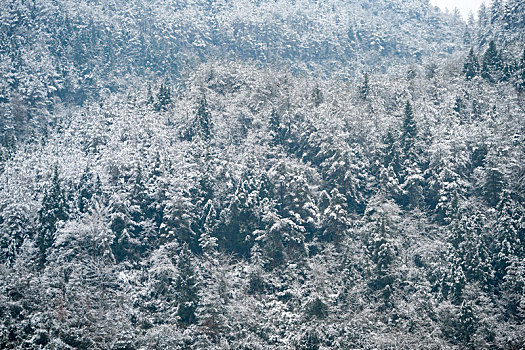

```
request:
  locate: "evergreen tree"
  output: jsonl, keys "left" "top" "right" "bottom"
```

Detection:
{"left": 478, "top": 3, "right": 488, "bottom": 28}
{"left": 154, "top": 82, "right": 172, "bottom": 111}
{"left": 320, "top": 188, "right": 349, "bottom": 242}
{"left": 367, "top": 217, "right": 397, "bottom": 302}
{"left": 399, "top": 101, "right": 423, "bottom": 207}
{"left": 481, "top": 41, "right": 503, "bottom": 82}
{"left": 195, "top": 253, "right": 228, "bottom": 344}
{"left": 161, "top": 192, "right": 198, "bottom": 250}
{"left": 516, "top": 48, "right": 525, "bottom": 92}
{"left": 483, "top": 166, "right": 505, "bottom": 207}
{"left": 77, "top": 165, "right": 100, "bottom": 214}
{"left": 268, "top": 108, "right": 285, "bottom": 146}
{"left": 400, "top": 101, "right": 417, "bottom": 156}
{"left": 192, "top": 95, "right": 213, "bottom": 141}
{"left": 0, "top": 203, "right": 31, "bottom": 264}
{"left": 175, "top": 243, "right": 199, "bottom": 325}
{"left": 381, "top": 129, "right": 401, "bottom": 176}
{"left": 456, "top": 301, "right": 477, "bottom": 345}
{"left": 446, "top": 211, "right": 492, "bottom": 298}
{"left": 37, "top": 167, "right": 69, "bottom": 265}
{"left": 311, "top": 85, "right": 323, "bottom": 107}
{"left": 489, "top": 0, "right": 503, "bottom": 24}
{"left": 360, "top": 72, "right": 370, "bottom": 100}
{"left": 198, "top": 199, "right": 217, "bottom": 255}
{"left": 463, "top": 48, "right": 479, "bottom": 80}
{"left": 493, "top": 192, "right": 524, "bottom": 285}
{"left": 500, "top": 258, "right": 525, "bottom": 322}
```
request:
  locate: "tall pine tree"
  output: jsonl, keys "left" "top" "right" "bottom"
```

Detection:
{"left": 37, "top": 167, "right": 69, "bottom": 265}
{"left": 463, "top": 48, "right": 479, "bottom": 80}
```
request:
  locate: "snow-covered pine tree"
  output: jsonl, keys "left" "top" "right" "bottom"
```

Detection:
{"left": 37, "top": 166, "right": 69, "bottom": 265}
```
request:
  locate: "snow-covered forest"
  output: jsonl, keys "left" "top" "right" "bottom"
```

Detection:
{"left": 0, "top": 0, "right": 524, "bottom": 348}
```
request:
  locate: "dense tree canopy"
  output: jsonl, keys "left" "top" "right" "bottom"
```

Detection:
{"left": 0, "top": 0, "right": 524, "bottom": 348}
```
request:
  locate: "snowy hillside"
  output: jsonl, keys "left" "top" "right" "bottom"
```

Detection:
{"left": 0, "top": 0, "right": 524, "bottom": 349}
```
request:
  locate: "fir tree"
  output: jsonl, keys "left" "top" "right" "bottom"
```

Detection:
{"left": 77, "top": 165, "right": 99, "bottom": 214}
{"left": 192, "top": 95, "right": 213, "bottom": 141}
{"left": 360, "top": 72, "right": 370, "bottom": 100}
{"left": 155, "top": 82, "right": 172, "bottom": 111}
{"left": 456, "top": 301, "right": 477, "bottom": 345}
{"left": 400, "top": 100, "right": 417, "bottom": 155}
{"left": 463, "top": 48, "right": 479, "bottom": 80}
{"left": 481, "top": 41, "right": 503, "bottom": 82}
{"left": 321, "top": 188, "right": 349, "bottom": 242}
{"left": 0, "top": 203, "right": 31, "bottom": 264}
{"left": 175, "top": 243, "right": 199, "bottom": 325}
{"left": 516, "top": 48, "right": 525, "bottom": 92}
{"left": 483, "top": 166, "right": 505, "bottom": 207}
{"left": 381, "top": 129, "right": 401, "bottom": 176}
{"left": 268, "top": 108, "right": 285, "bottom": 145}
{"left": 367, "top": 217, "right": 397, "bottom": 302}
{"left": 493, "top": 192, "right": 524, "bottom": 285}
{"left": 37, "top": 167, "right": 69, "bottom": 265}
{"left": 311, "top": 85, "right": 323, "bottom": 107}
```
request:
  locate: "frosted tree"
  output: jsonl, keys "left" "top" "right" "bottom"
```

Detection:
{"left": 0, "top": 203, "right": 31, "bottom": 264}
{"left": 463, "top": 48, "right": 479, "bottom": 80}
{"left": 481, "top": 41, "right": 503, "bottom": 83}
{"left": 175, "top": 243, "right": 199, "bottom": 325}
{"left": 37, "top": 166, "right": 69, "bottom": 265}
{"left": 320, "top": 188, "right": 350, "bottom": 243}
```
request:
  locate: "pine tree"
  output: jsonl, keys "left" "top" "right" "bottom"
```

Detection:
{"left": 77, "top": 165, "right": 99, "bottom": 214}
{"left": 0, "top": 203, "right": 31, "bottom": 264}
{"left": 400, "top": 101, "right": 417, "bottom": 156}
{"left": 478, "top": 3, "right": 488, "bottom": 28}
{"left": 442, "top": 254, "right": 467, "bottom": 304}
{"left": 463, "top": 48, "right": 479, "bottom": 80}
{"left": 37, "top": 166, "right": 69, "bottom": 265}
{"left": 175, "top": 243, "right": 199, "bottom": 325}
{"left": 516, "top": 48, "right": 525, "bottom": 92}
{"left": 493, "top": 192, "right": 524, "bottom": 285}
{"left": 483, "top": 166, "right": 505, "bottom": 207}
{"left": 489, "top": 0, "right": 503, "bottom": 24}
{"left": 446, "top": 211, "right": 492, "bottom": 296}
{"left": 381, "top": 129, "right": 401, "bottom": 176}
{"left": 268, "top": 108, "right": 285, "bottom": 145}
{"left": 360, "top": 72, "right": 370, "bottom": 100}
{"left": 367, "top": 216, "right": 397, "bottom": 302}
{"left": 311, "top": 85, "right": 323, "bottom": 107}
{"left": 321, "top": 188, "right": 349, "bottom": 242}
{"left": 399, "top": 101, "right": 423, "bottom": 207}
{"left": 129, "top": 166, "right": 156, "bottom": 254}
{"left": 199, "top": 199, "right": 218, "bottom": 257}
{"left": 500, "top": 258, "right": 525, "bottom": 322}
{"left": 217, "top": 178, "right": 261, "bottom": 258}
{"left": 456, "top": 301, "right": 477, "bottom": 345}
{"left": 195, "top": 255, "right": 228, "bottom": 344}
{"left": 192, "top": 95, "right": 212, "bottom": 141}
{"left": 161, "top": 192, "right": 197, "bottom": 250}
{"left": 155, "top": 82, "right": 172, "bottom": 111}
{"left": 481, "top": 41, "right": 503, "bottom": 82}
